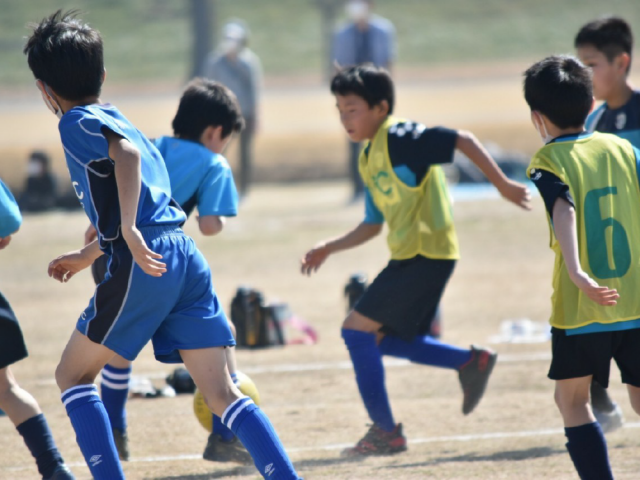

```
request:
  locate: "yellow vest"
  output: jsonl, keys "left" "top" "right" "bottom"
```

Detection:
{"left": 528, "top": 132, "right": 640, "bottom": 329}
{"left": 359, "top": 116, "right": 460, "bottom": 260}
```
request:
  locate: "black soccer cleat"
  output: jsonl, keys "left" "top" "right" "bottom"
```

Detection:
{"left": 44, "top": 463, "right": 75, "bottom": 480}
{"left": 458, "top": 345, "right": 498, "bottom": 415}
{"left": 112, "top": 427, "right": 130, "bottom": 461}
{"left": 341, "top": 423, "right": 407, "bottom": 457}
{"left": 202, "top": 433, "right": 253, "bottom": 465}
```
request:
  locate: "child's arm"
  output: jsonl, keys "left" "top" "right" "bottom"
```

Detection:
{"left": 104, "top": 129, "right": 167, "bottom": 277}
{"left": 48, "top": 240, "right": 103, "bottom": 283}
{"left": 456, "top": 130, "right": 532, "bottom": 210}
{"left": 300, "top": 222, "right": 383, "bottom": 276}
{"left": 552, "top": 197, "right": 619, "bottom": 306}
{"left": 198, "top": 215, "right": 225, "bottom": 236}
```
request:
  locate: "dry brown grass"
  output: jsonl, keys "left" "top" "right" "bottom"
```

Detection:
{"left": 0, "top": 182, "right": 639, "bottom": 480}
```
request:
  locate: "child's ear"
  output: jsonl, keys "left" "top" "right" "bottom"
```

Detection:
{"left": 376, "top": 100, "right": 390, "bottom": 117}
{"left": 615, "top": 52, "right": 631, "bottom": 75}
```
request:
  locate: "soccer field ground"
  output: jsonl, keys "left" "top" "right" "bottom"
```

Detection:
{"left": 1, "top": 181, "right": 639, "bottom": 479}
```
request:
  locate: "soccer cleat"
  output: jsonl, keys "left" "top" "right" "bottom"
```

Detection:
{"left": 112, "top": 428, "right": 130, "bottom": 461}
{"left": 594, "top": 403, "right": 624, "bottom": 434}
{"left": 341, "top": 423, "right": 407, "bottom": 457}
{"left": 44, "top": 464, "right": 75, "bottom": 480}
{"left": 202, "top": 433, "right": 253, "bottom": 465}
{"left": 458, "top": 345, "right": 498, "bottom": 415}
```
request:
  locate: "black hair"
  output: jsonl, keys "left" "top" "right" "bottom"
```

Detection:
{"left": 523, "top": 55, "right": 593, "bottom": 129}
{"left": 575, "top": 16, "right": 633, "bottom": 71}
{"left": 24, "top": 10, "right": 104, "bottom": 101}
{"left": 172, "top": 78, "right": 245, "bottom": 141}
{"left": 29, "top": 150, "right": 51, "bottom": 167}
{"left": 330, "top": 63, "right": 394, "bottom": 114}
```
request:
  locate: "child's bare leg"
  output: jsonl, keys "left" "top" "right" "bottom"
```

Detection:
{"left": 555, "top": 377, "right": 613, "bottom": 480}
{"left": 56, "top": 329, "right": 125, "bottom": 480}
{"left": 0, "top": 367, "right": 41, "bottom": 426}
{"left": 627, "top": 384, "right": 640, "bottom": 416}
{"left": 181, "top": 347, "right": 299, "bottom": 479}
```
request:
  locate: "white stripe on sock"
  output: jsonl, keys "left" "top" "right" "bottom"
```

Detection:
{"left": 101, "top": 369, "right": 131, "bottom": 381}
{"left": 221, "top": 396, "right": 250, "bottom": 425}
{"left": 62, "top": 390, "right": 100, "bottom": 408}
{"left": 100, "top": 377, "right": 129, "bottom": 390}
{"left": 226, "top": 398, "right": 254, "bottom": 430}
{"left": 61, "top": 384, "right": 97, "bottom": 400}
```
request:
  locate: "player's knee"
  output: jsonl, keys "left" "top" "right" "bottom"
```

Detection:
{"left": 55, "top": 364, "right": 94, "bottom": 392}
{"left": 200, "top": 381, "right": 240, "bottom": 417}
{"left": 342, "top": 311, "right": 377, "bottom": 333}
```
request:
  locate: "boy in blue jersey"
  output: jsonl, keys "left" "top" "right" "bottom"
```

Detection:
{"left": 574, "top": 15, "right": 639, "bottom": 434}
{"left": 525, "top": 55, "right": 640, "bottom": 480}
{"left": 87, "top": 78, "right": 249, "bottom": 463}
{"left": 301, "top": 64, "right": 531, "bottom": 456}
{"left": 24, "top": 11, "right": 299, "bottom": 480}
{"left": 0, "top": 180, "right": 74, "bottom": 479}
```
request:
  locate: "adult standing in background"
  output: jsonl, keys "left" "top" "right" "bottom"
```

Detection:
{"left": 331, "top": 0, "right": 396, "bottom": 200}
{"left": 203, "top": 19, "right": 262, "bottom": 198}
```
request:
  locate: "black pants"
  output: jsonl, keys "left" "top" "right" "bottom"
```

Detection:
{"left": 238, "top": 115, "right": 256, "bottom": 196}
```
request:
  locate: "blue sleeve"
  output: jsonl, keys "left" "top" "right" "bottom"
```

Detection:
{"left": 59, "top": 109, "right": 128, "bottom": 165}
{"left": 363, "top": 186, "right": 384, "bottom": 224}
{"left": 0, "top": 180, "right": 22, "bottom": 237}
{"left": 197, "top": 157, "right": 239, "bottom": 217}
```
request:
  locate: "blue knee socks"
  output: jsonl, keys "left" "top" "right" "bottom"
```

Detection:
{"left": 379, "top": 334, "right": 471, "bottom": 369}
{"left": 16, "top": 413, "right": 64, "bottom": 478}
{"left": 62, "top": 384, "right": 124, "bottom": 480}
{"left": 565, "top": 422, "right": 613, "bottom": 480}
{"left": 222, "top": 397, "right": 299, "bottom": 479}
{"left": 342, "top": 328, "right": 396, "bottom": 432}
{"left": 100, "top": 364, "right": 131, "bottom": 432}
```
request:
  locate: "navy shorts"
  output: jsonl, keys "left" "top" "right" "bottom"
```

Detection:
{"left": 0, "top": 291, "right": 28, "bottom": 369}
{"left": 77, "top": 226, "right": 235, "bottom": 363}
{"left": 549, "top": 327, "right": 640, "bottom": 388}
{"left": 355, "top": 255, "right": 456, "bottom": 341}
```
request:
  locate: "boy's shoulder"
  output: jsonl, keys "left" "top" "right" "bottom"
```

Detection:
{"left": 155, "top": 136, "right": 231, "bottom": 171}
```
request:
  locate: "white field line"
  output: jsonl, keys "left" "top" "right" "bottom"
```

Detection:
{"left": 32, "top": 351, "right": 552, "bottom": 386}
{"left": 5, "top": 422, "right": 640, "bottom": 472}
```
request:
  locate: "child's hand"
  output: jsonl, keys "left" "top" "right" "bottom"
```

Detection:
{"left": 48, "top": 249, "right": 95, "bottom": 283}
{"left": 0, "top": 236, "right": 12, "bottom": 250}
{"left": 122, "top": 226, "right": 167, "bottom": 277}
{"left": 570, "top": 270, "right": 619, "bottom": 306}
{"left": 301, "top": 244, "right": 330, "bottom": 276}
{"left": 498, "top": 179, "right": 532, "bottom": 210}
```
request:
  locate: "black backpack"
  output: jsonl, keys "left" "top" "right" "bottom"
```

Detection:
{"left": 230, "top": 287, "right": 286, "bottom": 348}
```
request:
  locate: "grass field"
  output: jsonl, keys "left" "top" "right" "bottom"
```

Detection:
{"left": 1, "top": 182, "right": 640, "bottom": 479}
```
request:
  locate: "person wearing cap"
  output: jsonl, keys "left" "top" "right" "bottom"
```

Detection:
{"left": 203, "top": 19, "right": 262, "bottom": 198}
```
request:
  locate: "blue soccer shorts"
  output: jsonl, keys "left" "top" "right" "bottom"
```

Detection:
{"left": 76, "top": 226, "right": 235, "bottom": 363}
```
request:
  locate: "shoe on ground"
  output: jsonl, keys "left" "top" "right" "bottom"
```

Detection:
{"left": 44, "top": 464, "right": 75, "bottom": 480}
{"left": 341, "top": 423, "right": 407, "bottom": 457}
{"left": 112, "top": 427, "right": 130, "bottom": 461}
{"left": 458, "top": 345, "right": 498, "bottom": 415}
{"left": 202, "top": 433, "right": 253, "bottom": 465}
{"left": 594, "top": 403, "right": 624, "bottom": 434}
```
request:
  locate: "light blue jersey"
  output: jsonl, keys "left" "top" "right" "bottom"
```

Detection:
{"left": 59, "top": 104, "right": 185, "bottom": 254}
{"left": 153, "top": 136, "right": 238, "bottom": 217}
{"left": 0, "top": 180, "right": 22, "bottom": 238}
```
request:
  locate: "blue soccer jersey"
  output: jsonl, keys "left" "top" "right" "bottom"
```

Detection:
{"left": 153, "top": 136, "right": 238, "bottom": 217}
{"left": 0, "top": 180, "right": 22, "bottom": 238}
{"left": 586, "top": 90, "right": 640, "bottom": 148}
{"left": 59, "top": 104, "right": 185, "bottom": 253}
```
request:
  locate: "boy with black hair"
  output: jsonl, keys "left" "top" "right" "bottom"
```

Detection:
{"left": 574, "top": 15, "right": 639, "bottom": 434}
{"left": 89, "top": 78, "right": 249, "bottom": 464}
{"left": 24, "top": 11, "right": 299, "bottom": 479}
{"left": 525, "top": 54, "right": 640, "bottom": 480}
{"left": 301, "top": 64, "right": 531, "bottom": 456}
{"left": 0, "top": 180, "right": 74, "bottom": 480}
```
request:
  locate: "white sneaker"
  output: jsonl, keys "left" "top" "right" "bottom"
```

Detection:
{"left": 594, "top": 403, "right": 624, "bottom": 434}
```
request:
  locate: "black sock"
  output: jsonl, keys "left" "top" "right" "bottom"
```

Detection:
{"left": 564, "top": 422, "right": 613, "bottom": 480}
{"left": 590, "top": 380, "right": 616, "bottom": 412}
{"left": 16, "top": 413, "right": 64, "bottom": 478}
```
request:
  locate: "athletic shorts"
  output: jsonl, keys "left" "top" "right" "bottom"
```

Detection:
{"left": 354, "top": 255, "right": 456, "bottom": 342}
{"left": 549, "top": 327, "right": 640, "bottom": 388}
{"left": 77, "top": 226, "right": 235, "bottom": 363}
{"left": 0, "top": 291, "right": 28, "bottom": 369}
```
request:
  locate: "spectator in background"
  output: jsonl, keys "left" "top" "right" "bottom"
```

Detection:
{"left": 18, "top": 150, "right": 58, "bottom": 213}
{"left": 331, "top": 0, "right": 396, "bottom": 200}
{"left": 203, "top": 19, "right": 262, "bottom": 198}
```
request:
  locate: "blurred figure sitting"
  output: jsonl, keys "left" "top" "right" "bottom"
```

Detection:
{"left": 203, "top": 19, "right": 262, "bottom": 198}
{"left": 18, "top": 150, "right": 58, "bottom": 213}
